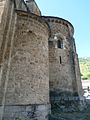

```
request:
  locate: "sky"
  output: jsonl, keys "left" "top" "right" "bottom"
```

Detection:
{"left": 36, "top": 0, "right": 90, "bottom": 58}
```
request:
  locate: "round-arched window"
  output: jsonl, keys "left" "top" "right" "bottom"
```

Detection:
{"left": 57, "top": 38, "right": 63, "bottom": 49}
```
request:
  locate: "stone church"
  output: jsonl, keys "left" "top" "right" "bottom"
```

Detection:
{"left": 0, "top": 0, "right": 85, "bottom": 119}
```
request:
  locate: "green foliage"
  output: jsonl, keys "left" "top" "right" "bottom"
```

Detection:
{"left": 87, "top": 73, "right": 90, "bottom": 78}
{"left": 79, "top": 57, "right": 90, "bottom": 80}
{"left": 81, "top": 76, "right": 88, "bottom": 80}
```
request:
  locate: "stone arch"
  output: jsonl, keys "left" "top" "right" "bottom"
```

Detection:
{"left": 53, "top": 33, "right": 66, "bottom": 49}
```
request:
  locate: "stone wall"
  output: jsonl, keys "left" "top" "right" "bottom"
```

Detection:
{"left": 0, "top": 0, "right": 15, "bottom": 93}
{"left": 2, "top": 11, "right": 50, "bottom": 105}
{"left": 74, "top": 54, "right": 83, "bottom": 96}
{"left": 0, "top": 0, "right": 5, "bottom": 22}
{"left": 15, "top": 0, "right": 41, "bottom": 16}
{"left": 25, "top": 0, "right": 41, "bottom": 16}
{"left": 0, "top": 1, "right": 50, "bottom": 119}
{"left": 0, "top": 104, "right": 50, "bottom": 120}
{"left": 42, "top": 16, "right": 76, "bottom": 93}
{"left": 42, "top": 16, "right": 74, "bottom": 38}
{"left": 42, "top": 16, "right": 83, "bottom": 111}
{"left": 0, "top": 0, "right": 9, "bottom": 48}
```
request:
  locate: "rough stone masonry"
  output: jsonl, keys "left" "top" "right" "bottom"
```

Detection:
{"left": 0, "top": 0, "right": 85, "bottom": 120}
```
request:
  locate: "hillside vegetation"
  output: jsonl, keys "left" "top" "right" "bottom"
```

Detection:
{"left": 79, "top": 57, "right": 90, "bottom": 80}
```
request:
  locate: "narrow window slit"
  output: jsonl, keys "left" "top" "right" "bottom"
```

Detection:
{"left": 59, "top": 56, "right": 62, "bottom": 64}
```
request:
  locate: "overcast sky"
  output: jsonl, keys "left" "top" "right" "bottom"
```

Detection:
{"left": 36, "top": 0, "right": 90, "bottom": 58}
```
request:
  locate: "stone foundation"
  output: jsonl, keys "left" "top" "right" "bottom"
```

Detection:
{"left": 0, "top": 104, "right": 51, "bottom": 120}
{"left": 50, "top": 90, "right": 85, "bottom": 112}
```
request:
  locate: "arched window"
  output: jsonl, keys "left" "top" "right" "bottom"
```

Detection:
{"left": 57, "top": 39, "right": 63, "bottom": 49}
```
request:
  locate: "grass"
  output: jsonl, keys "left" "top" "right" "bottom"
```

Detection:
{"left": 79, "top": 58, "right": 90, "bottom": 80}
